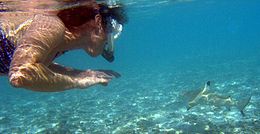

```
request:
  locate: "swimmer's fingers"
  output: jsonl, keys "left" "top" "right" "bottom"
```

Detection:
{"left": 75, "top": 70, "right": 120, "bottom": 89}
{"left": 98, "top": 77, "right": 110, "bottom": 86}
{"left": 77, "top": 70, "right": 114, "bottom": 79}
{"left": 94, "top": 71, "right": 114, "bottom": 79}
{"left": 95, "top": 70, "right": 121, "bottom": 78}
{"left": 77, "top": 76, "right": 111, "bottom": 89}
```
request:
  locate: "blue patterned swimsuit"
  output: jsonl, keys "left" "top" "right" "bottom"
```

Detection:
{"left": 0, "top": 29, "right": 15, "bottom": 74}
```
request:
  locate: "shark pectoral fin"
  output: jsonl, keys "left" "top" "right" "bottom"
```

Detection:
{"left": 240, "top": 111, "right": 245, "bottom": 117}
{"left": 187, "top": 101, "right": 198, "bottom": 111}
{"left": 237, "top": 96, "right": 252, "bottom": 116}
{"left": 187, "top": 104, "right": 193, "bottom": 111}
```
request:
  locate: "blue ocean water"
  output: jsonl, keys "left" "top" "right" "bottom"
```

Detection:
{"left": 0, "top": 0, "right": 260, "bottom": 133}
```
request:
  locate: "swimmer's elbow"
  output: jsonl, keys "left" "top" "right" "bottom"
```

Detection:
{"left": 8, "top": 63, "right": 44, "bottom": 89}
{"left": 9, "top": 72, "right": 29, "bottom": 88}
{"left": 9, "top": 77, "right": 21, "bottom": 88}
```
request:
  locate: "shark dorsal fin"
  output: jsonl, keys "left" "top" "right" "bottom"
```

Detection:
{"left": 202, "top": 81, "right": 210, "bottom": 93}
{"left": 207, "top": 81, "right": 210, "bottom": 86}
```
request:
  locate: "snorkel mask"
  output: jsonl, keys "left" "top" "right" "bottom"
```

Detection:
{"left": 101, "top": 0, "right": 123, "bottom": 62}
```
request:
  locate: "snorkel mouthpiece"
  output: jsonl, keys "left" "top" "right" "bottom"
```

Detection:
{"left": 102, "top": 47, "right": 114, "bottom": 62}
{"left": 102, "top": 30, "right": 115, "bottom": 62}
{"left": 102, "top": 0, "right": 123, "bottom": 62}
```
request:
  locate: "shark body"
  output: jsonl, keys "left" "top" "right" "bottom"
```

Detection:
{"left": 185, "top": 81, "right": 251, "bottom": 116}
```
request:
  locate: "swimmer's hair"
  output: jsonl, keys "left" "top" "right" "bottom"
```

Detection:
{"left": 57, "top": 1, "right": 127, "bottom": 30}
{"left": 98, "top": 3, "right": 128, "bottom": 26}
{"left": 57, "top": 4, "right": 97, "bottom": 29}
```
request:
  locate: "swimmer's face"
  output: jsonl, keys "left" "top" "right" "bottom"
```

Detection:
{"left": 78, "top": 14, "right": 107, "bottom": 57}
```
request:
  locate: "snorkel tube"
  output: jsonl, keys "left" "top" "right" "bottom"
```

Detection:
{"left": 102, "top": 0, "right": 123, "bottom": 62}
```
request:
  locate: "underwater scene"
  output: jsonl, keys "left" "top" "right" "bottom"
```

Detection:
{"left": 0, "top": 0, "right": 260, "bottom": 133}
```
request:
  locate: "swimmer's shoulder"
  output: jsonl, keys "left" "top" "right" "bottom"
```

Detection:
{"left": 0, "top": 12, "right": 37, "bottom": 45}
{"left": 0, "top": 11, "right": 62, "bottom": 44}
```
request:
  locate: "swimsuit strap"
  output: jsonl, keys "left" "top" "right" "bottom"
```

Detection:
{"left": 0, "top": 29, "right": 15, "bottom": 74}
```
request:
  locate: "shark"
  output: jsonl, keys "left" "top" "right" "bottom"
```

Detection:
{"left": 184, "top": 81, "right": 251, "bottom": 116}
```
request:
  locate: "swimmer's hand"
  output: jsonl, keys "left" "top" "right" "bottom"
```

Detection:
{"left": 75, "top": 70, "right": 121, "bottom": 88}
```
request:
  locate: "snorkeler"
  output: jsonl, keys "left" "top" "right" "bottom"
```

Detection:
{"left": 0, "top": 0, "right": 127, "bottom": 92}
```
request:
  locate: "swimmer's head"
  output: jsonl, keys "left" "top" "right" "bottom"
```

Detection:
{"left": 98, "top": 2, "right": 127, "bottom": 62}
{"left": 57, "top": 1, "right": 127, "bottom": 60}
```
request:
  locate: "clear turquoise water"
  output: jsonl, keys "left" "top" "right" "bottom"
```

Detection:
{"left": 1, "top": 0, "right": 260, "bottom": 133}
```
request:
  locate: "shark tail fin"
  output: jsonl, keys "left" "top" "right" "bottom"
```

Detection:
{"left": 237, "top": 96, "right": 252, "bottom": 116}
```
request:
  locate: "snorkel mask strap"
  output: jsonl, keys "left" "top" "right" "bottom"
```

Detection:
{"left": 102, "top": 0, "right": 123, "bottom": 62}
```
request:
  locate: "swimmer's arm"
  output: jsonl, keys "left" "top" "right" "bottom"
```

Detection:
{"left": 48, "top": 63, "right": 121, "bottom": 78}
{"left": 10, "top": 62, "right": 112, "bottom": 92}
{"left": 8, "top": 15, "right": 110, "bottom": 92}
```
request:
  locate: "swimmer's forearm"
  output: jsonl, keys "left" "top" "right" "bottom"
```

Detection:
{"left": 48, "top": 63, "right": 84, "bottom": 77}
{"left": 9, "top": 63, "right": 79, "bottom": 92}
{"left": 48, "top": 63, "right": 114, "bottom": 89}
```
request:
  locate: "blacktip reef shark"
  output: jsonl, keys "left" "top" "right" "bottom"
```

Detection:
{"left": 185, "top": 81, "right": 251, "bottom": 116}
